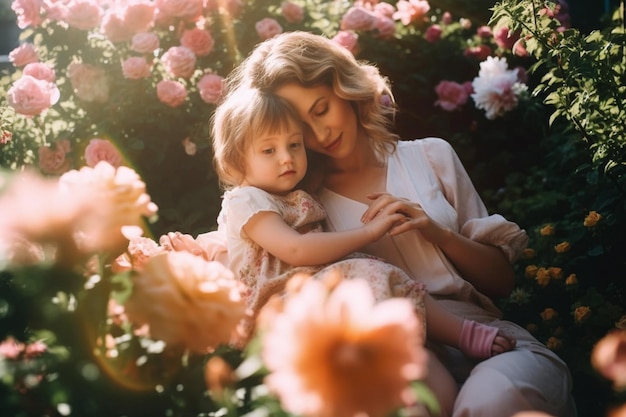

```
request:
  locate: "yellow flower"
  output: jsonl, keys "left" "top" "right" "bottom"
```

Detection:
{"left": 554, "top": 241, "right": 571, "bottom": 253}
{"left": 521, "top": 248, "right": 536, "bottom": 259}
{"left": 540, "top": 308, "right": 558, "bottom": 321}
{"left": 261, "top": 278, "right": 427, "bottom": 417}
{"left": 548, "top": 267, "right": 563, "bottom": 280}
{"left": 539, "top": 224, "right": 555, "bottom": 236}
{"left": 574, "top": 306, "right": 591, "bottom": 324}
{"left": 584, "top": 211, "right": 602, "bottom": 227}
{"left": 535, "top": 267, "right": 551, "bottom": 287}
{"left": 565, "top": 274, "right": 578, "bottom": 285}
{"left": 525, "top": 265, "right": 539, "bottom": 279}
{"left": 546, "top": 336, "right": 563, "bottom": 351}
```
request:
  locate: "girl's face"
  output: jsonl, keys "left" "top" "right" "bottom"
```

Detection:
{"left": 242, "top": 117, "right": 307, "bottom": 195}
{"left": 274, "top": 83, "right": 361, "bottom": 161}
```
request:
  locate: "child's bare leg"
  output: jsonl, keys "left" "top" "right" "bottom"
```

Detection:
{"left": 423, "top": 293, "right": 516, "bottom": 359}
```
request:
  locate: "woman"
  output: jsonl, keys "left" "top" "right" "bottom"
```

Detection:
{"left": 224, "top": 31, "right": 576, "bottom": 417}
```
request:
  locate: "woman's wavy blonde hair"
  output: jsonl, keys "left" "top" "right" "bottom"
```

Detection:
{"left": 225, "top": 31, "right": 399, "bottom": 158}
{"left": 211, "top": 87, "right": 302, "bottom": 189}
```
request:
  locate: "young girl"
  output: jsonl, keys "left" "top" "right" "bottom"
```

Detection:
{"left": 212, "top": 86, "right": 515, "bottom": 360}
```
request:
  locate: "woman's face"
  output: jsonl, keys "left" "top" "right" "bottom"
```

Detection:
{"left": 274, "top": 83, "right": 360, "bottom": 160}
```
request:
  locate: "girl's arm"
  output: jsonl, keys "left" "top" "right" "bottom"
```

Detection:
{"left": 243, "top": 210, "right": 406, "bottom": 266}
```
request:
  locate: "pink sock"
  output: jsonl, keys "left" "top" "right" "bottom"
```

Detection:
{"left": 458, "top": 320, "right": 499, "bottom": 359}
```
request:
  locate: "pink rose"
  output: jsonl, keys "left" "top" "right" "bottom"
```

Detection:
{"left": 373, "top": 2, "right": 395, "bottom": 19}
{"left": 161, "top": 46, "right": 197, "bottom": 78}
{"left": 494, "top": 27, "right": 520, "bottom": 50}
{"left": 463, "top": 44, "right": 492, "bottom": 61}
{"left": 84, "top": 138, "right": 123, "bottom": 168}
{"left": 513, "top": 38, "right": 529, "bottom": 57}
{"left": 393, "top": 0, "right": 430, "bottom": 26}
{"left": 373, "top": 16, "right": 395, "bottom": 39}
{"left": 434, "top": 80, "right": 469, "bottom": 111}
{"left": 441, "top": 11, "right": 452, "bottom": 24}
{"left": 12, "top": 0, "right": 44, "bottom": 29}
{"left": 155, "top": 0, "right": 203, "bottom": 21}
{"left": 23, "top": 62, "right": 56, "bottom": 83}
{"left": 7, "top": 75, "right": 60, "bottom": 117}
{"left": 197, "top": 73, "right": 224, "bottom": 104}
{"left": 130, "top": 32, "right": 160, "bottom": 54}
{"left": 43, "top": 1, "right": 68, "bottom": 21}
{"left": 424, "top": 24, "right": 442, "bottom": 43}
{"left": 122, "top": 56, "right": 151, "bottom": 79}
{"left": 157, "top": 80, "right": 188, "bottom": 107}
{"left": 100, "top": 9, "right": 135, "bottom": 43}
{"left": 9, "top": 43, "right": 39, "bottom": 67}
{"left": 281, "top": 1, "right": 304, "bottom": 23}
{"left": 255, "top": 18, "right": 283, "bottom": 40}
{"left": 38, "top": 140, "right": 71, "bottom": 175}
{"left": 181, "top": 28, "right": 215, "bottom": 57}
{"left": 67, "top": 62, "right": 110, "bottom": 102}
{"left": 65, "top": 0, "right": 102, "bottom": 30}
{"left": 476, "top": 25, "right": 492, "bottom": 39}
{"left": 341, "top": 6, "right": 377, "bottom": 31}
{"left": 332, "top": 30, "right": 359, "bottom": 56}
{"left": 123, "top": 1, "right": 156, "bottom": 33}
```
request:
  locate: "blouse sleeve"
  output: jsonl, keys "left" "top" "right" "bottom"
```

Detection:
{"left": 420, "top": 138, "right": 529, "bottom": 262}
{"left": 222, "top": 187, "right": 281, "bottom": 240}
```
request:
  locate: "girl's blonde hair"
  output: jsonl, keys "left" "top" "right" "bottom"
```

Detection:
{"left": 211, "top": 87, "right": 301, "bottom": 189}
{"left": 226, "top": 31, "right": 399, "bottom": 157}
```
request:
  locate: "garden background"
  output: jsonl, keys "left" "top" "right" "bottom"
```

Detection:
{"left": 1, "top": 0, "right": 625, "bottom": 416}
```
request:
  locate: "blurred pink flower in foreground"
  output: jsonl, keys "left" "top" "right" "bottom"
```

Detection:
{"left": 592, "top": 330, "right": 626, "bottom": 390}
{"left": 261, "top": 278, "right": 426, "bottom": 417}
{"left": 125, "top": 251, "right": 247, "bottom": 353}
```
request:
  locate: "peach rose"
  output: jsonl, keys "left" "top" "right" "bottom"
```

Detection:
{"left": 434, "top": 80, "right": 469, "bottom": 111}
{"left": 156, "top": 80, "right": 187, "bottom": 107}
{"left": 197, "top": 73, "right": 224, "bottom": 104}
{"left": 23, "top": 62, "right": 56, "bottom": 83}
{"left": 121, "top": 56, "right": 151, "bottom": 79}
{"left": 67, "top": 62, "right": 110, "bottom": 103}
{"left": 58, "top": 161, "right": 158, "bottom": 256}
{"left": 161, "top": 46, "right": 197, "bottom": 78}
{"left": 38, "top": 139, "right": 71, "bottom": 175}
{"left": 332, "top": 30, "right": 360, "bottom": 56}
{"left": 181, "top": 28, "right": 215, "bottom": 56}
{"left": 65, "top": 0, "right": 102, "bottom": 30}
{"left": 7, "top": 75, "right": 60, "bottom": 116}
{"left": 281, "top": 1, "right": 304, "bottom": 23}
{"left": 340, "top": 6, "right": 377, "bottom": 31}
{"left": 255, "top": 18, "right": 283, "bottom": 40}
{"left": 12, "top": 0, "right": 44, "bottom": 29}
{"left": 393, "top": 0, "right": 430, "bottom": 26}
{"left": 124, "top": 251, "right": 247, "bottom": 353}
{"left": 9, "top": 43, "right": 39, "bottom": 67}
{"left": 130, "top": 32, "right": 160, "bottom": 54}
{"left": 112, "top": 235, "right": 164, "bottom": 272}
{"left": 84, "top": 138, "right": 123, "bottom": 168}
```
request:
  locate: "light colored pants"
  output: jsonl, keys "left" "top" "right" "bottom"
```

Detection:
{"left": 431, "top": 317, "right": 576, "bottom": 417}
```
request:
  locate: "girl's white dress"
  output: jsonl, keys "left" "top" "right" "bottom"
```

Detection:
{"left": 318, "top": 138, "right": 576, "bottom": 417}
{"left": 218, "top": 186, "right": 426, "bottom": 342}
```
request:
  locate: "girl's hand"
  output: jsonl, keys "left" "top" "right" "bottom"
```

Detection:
{"left": 159, "top": 231, "right": 207, "bottom": 259}
{"left": 362, "top": 192, "right": 451, "bottom": 246}
{"left": 362, "top": 210, "right": 408, "bottom": 242}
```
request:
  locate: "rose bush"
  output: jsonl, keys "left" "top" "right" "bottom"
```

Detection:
{"left": 1, "top": 0, "right": 625, "bottom": 416}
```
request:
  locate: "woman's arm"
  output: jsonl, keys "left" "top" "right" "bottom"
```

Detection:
{"left": 243, "top": 210, "right": 405, "bottom": 267}
{"left": 362, "top": 192, "right": 515, "bottom": 298}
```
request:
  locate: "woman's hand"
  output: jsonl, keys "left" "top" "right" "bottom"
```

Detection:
{"left": 362, "top": 192, "right": 451, "bottom": 246}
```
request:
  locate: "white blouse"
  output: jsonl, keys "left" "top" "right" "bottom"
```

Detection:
{"left": 319, "top": 138, "right": 529, "bottom": 318}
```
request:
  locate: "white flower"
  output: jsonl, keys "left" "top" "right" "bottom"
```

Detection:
{"left": 471, "top": 56, "right": 528, "bottom": 119}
